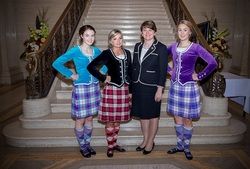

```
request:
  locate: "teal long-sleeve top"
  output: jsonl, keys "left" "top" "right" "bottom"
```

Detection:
{"left": 52, "top": 46, "right": 107, "bottom": 85}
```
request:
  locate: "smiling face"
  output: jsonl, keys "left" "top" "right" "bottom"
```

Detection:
{"left": 111, "top": 33, "right": 123, "bottom": 49}
{"left": 80, "top": 29, "right": 95, "bottom": 46}
{"left": 177, "top": 23, "right": 192, "bottom": 42}
{"left": 141, "top": 27, "right": 156, "bottom": 42}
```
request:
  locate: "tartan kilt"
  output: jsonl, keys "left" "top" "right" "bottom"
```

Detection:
{"left": 71, "top": 83, "right": 101, "bottom": 119}
{"left": 167, "top": 81, "right": 201, "bottom": 118}
{"left": 98, "top": 84, "right": 131, "bottom": 122}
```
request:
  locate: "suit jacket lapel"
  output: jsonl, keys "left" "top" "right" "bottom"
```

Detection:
{"left": 141, "top": 40, "right": 158, "bottom": 62}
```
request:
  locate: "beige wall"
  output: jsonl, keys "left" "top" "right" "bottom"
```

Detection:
{"left": 14, "top": 0, "right": 70, "bottom": 78}
{"left": 183, "top": 0, "right": 250, "bottom": 77}
{"left": 0, "top": 0, "right": 70, "bottom": 85}
{"left": 182, "top": 0, "right": 236, "bottom": 72}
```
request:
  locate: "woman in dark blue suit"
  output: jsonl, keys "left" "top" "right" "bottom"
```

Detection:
{"left": 131, "top": 20, "right": 168, "bottom": 155}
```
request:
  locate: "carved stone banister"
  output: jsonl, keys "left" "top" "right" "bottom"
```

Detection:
{"left": 24, "top": 0, "right": 89, "bottom": 99}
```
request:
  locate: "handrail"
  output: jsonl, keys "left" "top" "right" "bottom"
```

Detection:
{"left": 24, "top": 0, "right": 89, "bottom": 99}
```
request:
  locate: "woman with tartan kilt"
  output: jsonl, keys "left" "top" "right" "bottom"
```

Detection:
{"left": 166, "top": 20, "right": 218, "bottom": 160}
{"left": 87, "top": 29, "right": 132, "bottom": 158}
{"left": 52, "top": 25, "right": 107, "bottom": 158}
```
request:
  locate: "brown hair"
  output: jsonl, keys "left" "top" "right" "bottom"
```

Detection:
{"left": 140, "top": 20, "right": 157, "bottom": 32}
{"left": 178, "top": 20, "right": 196, "bottom": 42}
{"left": 78, "top": 25, "right": 96, "bottom": 44}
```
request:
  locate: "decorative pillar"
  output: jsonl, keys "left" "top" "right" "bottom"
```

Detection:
{"left": 0, "top": 0, "right": 24, "bottom": 85}
{"left": 230, "top": 0, "right": 249, "bottom": 77}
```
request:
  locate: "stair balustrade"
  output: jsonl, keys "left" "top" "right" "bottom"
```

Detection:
{"left": 24, "top": 0, "right": 89, "bottom": 99}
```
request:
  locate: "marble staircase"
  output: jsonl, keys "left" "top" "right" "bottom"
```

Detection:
{"left": 3, "top": 0, "right": 247, "bottom": 147}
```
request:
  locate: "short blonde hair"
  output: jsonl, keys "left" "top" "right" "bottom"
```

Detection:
{"left": 108, "top": 29, "right": 123, "bottom": 48}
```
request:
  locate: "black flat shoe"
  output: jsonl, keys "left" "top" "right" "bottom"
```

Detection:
{"left": 87, "top": 146, "right": 96, "bottom": 155}
{"left": 136, "top": 146, "right": 145, "bottom": 151}
{"left": 80, "top": 149, "right": 91, "bottom": 158}
{"left": 113, "top": 145, "right": 126, "bottom": 152}
{"left": 143, "top": 142, "right": 155, "bottom": 155}
{"left": 167, "top": 147, "right": 184, "bottom": 154}
{"left": 107, "top": 148, "right": 114, "bottom": 158}
{"left": 184, "top": 150, "right": 193, "bottom": 160}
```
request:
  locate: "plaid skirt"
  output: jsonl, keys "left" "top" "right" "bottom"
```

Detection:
{"left": 99, "top": 84, "right": 131, "bottom": 122}
{"left": 71, "top": 83, "right": 101, "bottom": 119}
{"left": 167, "top": 81, "right": 201, "bottom": 118}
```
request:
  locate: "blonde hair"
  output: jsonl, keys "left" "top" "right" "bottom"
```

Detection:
{"left": 108, "top": 29, "right": 123, "bottom": 48}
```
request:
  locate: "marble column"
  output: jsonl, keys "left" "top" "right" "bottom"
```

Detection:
{"left": 0, "top": 0, "right": 24, "bottom": 85}
{"left": 230, "top": 0, "right": 250, "bottom": 77}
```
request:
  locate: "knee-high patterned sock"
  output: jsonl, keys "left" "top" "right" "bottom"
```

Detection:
{"left": 183, "top": 126, "right": 193, "bottom": 151}
{"left": 175, "top": 124, "right": 184, "bottom": 150}
{"left": 84, "top": 125, "right": 93, "bottom": 147}
{"left": 105, "top": 126, "right": 114, "bottom": 149}
{"left": 74, "top": 128, "right": 86, "bottom": 150}
{"left": 113, "top": 125, "right": 120, "bottom": 147}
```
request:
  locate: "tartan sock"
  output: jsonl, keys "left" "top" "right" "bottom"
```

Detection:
{"left": 183, "top": 126, "right": 193, "bottom": 151}
{"left": 74, "top": 128, "right": 85, "bottom": 149}
{"left": 175, "top": 124, "right": 184, "bottom": 150}
{"left": 105, "top": 126, "right": 114, "bottom": 149}
{"left": 113, "top": 125, "right": 120, "bottom": 147}
{"left": 83, "top": 125, "right": 93, "bottom": 147}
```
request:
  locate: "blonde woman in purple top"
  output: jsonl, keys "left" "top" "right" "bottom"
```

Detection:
{"left": 166, "top": 20, "right": 218, "bottom": 160}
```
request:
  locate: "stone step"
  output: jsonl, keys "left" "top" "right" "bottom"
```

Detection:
{"left": 93, "top": 31, "right": 175, "bottom": 38}
{"left": 50, "top": 100, "right": 168, "bottom": 114}
{"left": 84, "top": 20, "right": 173, "bottom": 26}
{"left": 3, "top": 118, "right": 246, "bottom": 147}
{"left": 18, "top": 112, "right": 232, "bottom": 129}
{"left": 86, "top": 9, "right": 169, "bottom": 16}
{"left": 54, "top": 87, "right": 170, "bottom": 100}
{"left": 90, "top": 0, "right": 163, "bottom": 4}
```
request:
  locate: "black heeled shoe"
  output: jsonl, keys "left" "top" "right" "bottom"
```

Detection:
{"left": 143, "top": 142, "right": 155, "bottom": 155}
{"left": 136, "top": 146, "right": 145, "bottom": 151}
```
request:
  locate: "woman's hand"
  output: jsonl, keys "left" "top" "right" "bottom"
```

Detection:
{"left": 192, "top": 73, "right": 198, "bottom": 81}
{"left": 104, "top": 76, "right": 111, "bottom": 83}
{"left": 169, "top": 70, "right": 173, "bottom": 76}
{"left": 155, "top": 87, "right": 163, "bottom": 102}
{"left": 71, "top": 74, "right": 79, "bottom": 81}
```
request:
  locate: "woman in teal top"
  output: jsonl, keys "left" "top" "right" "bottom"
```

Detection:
{"left": 52, "top": 25, "right": 106, "bottom": 158}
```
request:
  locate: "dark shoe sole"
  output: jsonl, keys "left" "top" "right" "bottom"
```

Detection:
{"left": 80, "top": 149, "right": 91, "bottom": 158}
{"left": 136, "top": 146, "right": 145, "bottom": 151}
{"left": 184, "top": 151, "right": 193, "bottom": 160}
{"left": 167, "top": 147, "right": 184, "bottom": 154}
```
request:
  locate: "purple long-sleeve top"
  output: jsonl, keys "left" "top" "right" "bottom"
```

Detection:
{"left": 167, "top": 42, "right": 218, "bottom": 85}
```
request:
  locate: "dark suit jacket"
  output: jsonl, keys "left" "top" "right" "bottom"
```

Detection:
{"left": 87, "top": 48, "right": 132, "bottom": 88}
{"left": 132, "top": 39, "right": 168, "bottom": 87}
